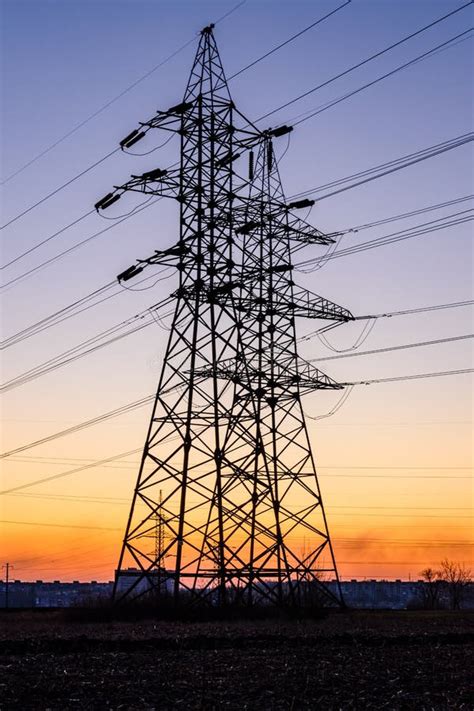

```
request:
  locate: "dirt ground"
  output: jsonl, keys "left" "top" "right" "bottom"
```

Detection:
{"left": 1, "top": 610, "right": 473, "bottom": 710}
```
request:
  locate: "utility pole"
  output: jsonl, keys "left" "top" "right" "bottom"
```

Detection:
{"left": 2, "top": 563, "right": 12, "bottom": 609}
{"left": 99, "top": 25, "right": 353, "bottom": 608}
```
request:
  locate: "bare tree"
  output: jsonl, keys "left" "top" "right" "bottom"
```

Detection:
{"left": 419, "top": 567, "right": 444, "bottom": 609}
{"left": 438, "top": 559, "right": 472, "bottom": 610}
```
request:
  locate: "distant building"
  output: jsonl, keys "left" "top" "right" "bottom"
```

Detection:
{"left": 114, "top": 567, "right": 173, "bottom": 599}
{"left": 0, "top": 578, "right": 473, "bottom": 609}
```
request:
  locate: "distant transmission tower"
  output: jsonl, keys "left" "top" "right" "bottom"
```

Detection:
{"left": 97, "top": 25, "right": 353, "bottom": 607}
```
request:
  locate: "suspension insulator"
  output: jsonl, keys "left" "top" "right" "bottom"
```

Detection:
{"left": 267, "top": 141, "right": 273, "bottom": 171}
{"left": 248, "top": 151, "right": 254, "bottom": 181}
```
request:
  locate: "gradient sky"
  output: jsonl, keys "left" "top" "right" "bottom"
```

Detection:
{"left": 1, "top": 0, "right": 473, "bottom": 583}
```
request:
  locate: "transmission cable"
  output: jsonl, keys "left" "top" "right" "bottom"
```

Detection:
{"left": 1, "top": 196, "right": 163, "bottom": 291}
{"left": 0, "top": 1, "right": 348, "bottom": 236}
{"left": 4, "top": 195, "right": 465, "bottom": 351}
{"left": 227, "top": 0, "right": 350, "bottom": 81}
{"left": 1, "top": 268, "right": 171, "bottom": 350}
{"left": 5, "top": 134, "right": 470, "bottom": 292}
{"left": 299, "top": 299, "right": 474, "bottom": 347}
{"left": 338, "top": 194, "right": 473, "bottom": 233}
{"left": 0, "top": 398, "right": 155, "bottom": 459}
{"left": 289, "top": 134, "right": 474, "bottom": 205}
{"left": 2, "top": 364, "right": 472, "bottom": 461}
{"left": 254, "top": 1, "right": 473, "bottom": 123}
{"left": 343, "top": 367, "right": 474, "bottom": 387}
{"left": 310, "top": 333, "right": 474, "bottom": 363}
{"left": 291, "top": 28, "right": 474, "bottom": 128}
{"left": 2, "top": 2, "right": 468, "bottom": 273}
{"left": 0, "top": 149, "right": 118, "bottom": 230}
{"left": 1, "top": 298, "right": 174, "bottom": 393}
{"left": 290, "top": 136, "right": 473, "bottom": 199}
{"left": 0, "top": 448, "right": 143, "bottom": 495}
{"left": 295, "top": 209, "right": 473, "bottom": 271}
{"left": 0, "top": 0, "right": 247, "bottom": 185}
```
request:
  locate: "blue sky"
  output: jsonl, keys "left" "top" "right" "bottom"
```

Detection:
{"left": 1, "top": 0, "right": 472, "bottom": 580}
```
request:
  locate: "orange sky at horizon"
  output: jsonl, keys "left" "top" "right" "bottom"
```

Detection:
{"left": 2, "top": 380, "right": 472, "bottom": 583}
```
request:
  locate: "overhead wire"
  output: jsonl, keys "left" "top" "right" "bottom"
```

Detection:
{"left": 1, "top": 267, "right": 173, "bottom": 350}
{"left": 288, "top": 134, "right": 474, "bottom": 205}
{"left": 3, "top": 235, "right": 471, "bottom": 392}
{"left": 4, "top": 196, "right": 466, "bottom": 351}
{"left": 2, "top": 364, "right": 472, "bottom": 462}
{"left": 338, "top": 194, "right": 474, "bottom": 233}
{"left": 0, "top": 0, "right": 248, "bottom": 185}
{"left": 227, "top": 0, "right": 351, "bottom": 81}
{"left": 5, "top": 135, "right": 470, "bottom": 293}
{"left": 299, "top": 300, "right": 474, "bottom": 348}
{"left": 254, "top": 1, "right": 473, "bottom": 123}
{"left": 0, "top": 1, "right": 349, "bottom": 240}
{"left": 291, "top": 28, "right": 474, "bottom": 128}
{"left": 294, "top": 209, "right": 473, "bottom": 271}
{"left": 343, "top": 367, "right": 474, "bottom": 387}
{"left": 3, "top": 1, "right": 468, "bottom": 275}
{"left": 310, "top": 333, "right": 474, "bottom": 363}
{"left": 0, "top": 149, "right": 119, "bottom": 231}
{"left": 0, "top": 398, "right": 155, "bottom": 459}
{"left": 1, "top": 298, "right": 174, "bottom": 393}
{"left": 1, "top": 210, "right": 95, "bottom": 271}
{"left": 0, "top": 448, "right": 142, "bottom": 495}
{"left": 0, "top": 196, "right": 164, "bottom": 291}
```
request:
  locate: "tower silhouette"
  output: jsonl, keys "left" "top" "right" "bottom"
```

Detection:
{"left": 97, "top": 25, "right": 353, "bottom": 607}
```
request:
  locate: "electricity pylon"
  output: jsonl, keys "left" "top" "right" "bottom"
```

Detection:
{"left": 97, "top": 25, "right": 353, "bottom": 607}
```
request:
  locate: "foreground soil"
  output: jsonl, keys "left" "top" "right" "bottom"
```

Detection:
{"left": 1, "top": 610, "right": 473, "bottom": 709}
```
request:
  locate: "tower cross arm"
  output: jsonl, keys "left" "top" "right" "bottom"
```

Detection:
{"left": 118, "top": 100, "right": 198, "bottom": 149}
{"left": 194, "top": 355, "right": 343, "bottom": 392}
{"left": 116, "top": 243, "right": 188, "bottom": 283}
{"left": 289, "top": 286, "right": 353, "bottom": 322}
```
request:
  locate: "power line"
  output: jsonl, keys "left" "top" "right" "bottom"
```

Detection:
{"left": 1, "top": 519, "right": 471, "bottom": 546}
{"left": 295, "top": 209, "right": 473, "bottom": 270}
{"left": 0, "top": 400, "right": 153, "bottom": 459}
{"left": 1, "top": 196, "right": 163, "bottom": 291}
{"left": 11, "top": 216, "right": 464, "bottom": 393}
{"left": 228, "top": 0, "right": 351, "bottom": 81}
{"left": 255, "top": 1, "right": 473, "bottom": 123}
{"left": 0, "top": 520, "right": 121, "bottom": 532}
{"left": 5, "top": 457, "right": 472, "bottom": 470}
{"left": 1, "top": 268, "right": 171, "bottom": 350}
{"left": 291, "top": 28, "right": 474, "bottom": 128}
{"left": 299, "top": 301, "right": 474, "bottom": 345}
{"left": 1, "top": 281, "right": 117, "bottom": 349}
{"left": 290, "top": 137, "right": 473, "bottom": 199}
{"left": 0, "top": 2, "right": 348, "bottom": 237}
{"left": 4, "top": 252, "right": 471, "bottom": 393}
{"left": 344, "top": 368, "right": 474, "bottom": 387}
{"left": 0, "top": 448, "right": 141, "bottom": 495}
{"left": 1, "top": 211, "right": 95, "bottom": 271}
{"left": 289, "top": 134, "right": 474, "bottom": 204}
{"left": 2, "top": 367, "right": 472, "bottom": 464}
{"left": 2, "top": 3, "right": 468, "bottom": 275}
{"left": 339, "top": 195, "right": 473, "bottom": 233}
{"left": 0, "top": 0, "right": 247, "bottom": 185}
{"left": 1, "top": 298, "right": 173, "bottom": 393}
{"left": 4, "top": 491, "right": 472, "bottom": 513}
{"left": 5, "top": 134, "right": 469, "bottom": 292}
{"left": 0, "top": 149, "right": 117, "bottom": 231}
{"left": 311, "top": 333, "right": 474, "bottom": 363}
{"left": 3, "top": 199, "right": 470, "bottom": 352}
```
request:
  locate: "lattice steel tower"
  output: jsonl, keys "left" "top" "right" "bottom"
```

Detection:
{"left": 96, "top": 25, "right": 353, "bottom": 607}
